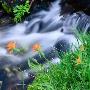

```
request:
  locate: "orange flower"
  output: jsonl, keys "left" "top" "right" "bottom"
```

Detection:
{"left": 6, "top": 41, "right": 16, "bottom": 54}
{"left": 76, "top": 56, "right": 81, "bottom": 65}
{"left": 32, "top": 43, "right": 41, "bottom": 52}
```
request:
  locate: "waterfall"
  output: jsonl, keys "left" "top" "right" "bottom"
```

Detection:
{"left": 0, "top": 0, "right": 90, "bottom": 89}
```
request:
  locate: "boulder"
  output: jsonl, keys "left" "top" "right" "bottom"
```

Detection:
{"left": 60, "top": 0, "right": 90, "bottom": 15}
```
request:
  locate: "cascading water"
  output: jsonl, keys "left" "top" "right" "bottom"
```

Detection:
{"left": 0, "top": 0, "right": 90, "bottom": 90}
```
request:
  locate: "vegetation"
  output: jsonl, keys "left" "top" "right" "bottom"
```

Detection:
{"left": 0, "top": 0, "right": 54, "bottom": 23}
{"left": 27, "top": 34, "right": 90, "bottom": 90}
{"left": 2, "top": 2, "right": 12, "bottom": 14}
{"left": 13, "top": 0, "right": 30, "bottom": 23}
{"left": 0, "top": 0, "right": 26, "bottom": 14}
{"left": 0, "top": 0, "right": 34, "bottom": 23}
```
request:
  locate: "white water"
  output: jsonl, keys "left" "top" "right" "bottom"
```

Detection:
{"left": 0, "top": 0, "right": 88, "bottom": 68}
{"left": 1, "top": 1, "right": 90, "bottom": 89}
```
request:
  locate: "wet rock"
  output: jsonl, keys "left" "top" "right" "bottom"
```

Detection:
{"left": 0, "top": 10, "right": 3, "bottom": 17}
{"left": 0, "top": 16, "right": 13, "bottom": 27}
{"left": 30, "top": 0, "right": 56, "bottom": 14}
{"left": 0, "top": 81, "right": 2, "bottom": 89}
{"left": 60, "top": 0, "right": 90, "bottom": 15}
{"left": 0, "top": 67, "right": 35, "bottom": 90}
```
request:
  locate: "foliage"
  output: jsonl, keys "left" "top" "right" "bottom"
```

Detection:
{"left": 13, "top": 48, "right": 26, "bottom": 54}
{"left": 2, "top": 2, "right": 12, "bottom": 14}
{"left": 0, "top": 0, "right": 25, "bottom": 14}
{"left": 0, "top": 0, "right": 32, "bottom": 23}
{"left": 13, "top": 0, "right": 30, "bottom": 23}
{"left": 27, "top": 34, "right": 90, "bottom": 90}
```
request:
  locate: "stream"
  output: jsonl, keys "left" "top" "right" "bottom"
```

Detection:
{"left": 0, "top": 0, "right": 90, "bottom": 90}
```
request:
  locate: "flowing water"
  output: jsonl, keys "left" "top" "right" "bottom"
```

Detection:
{"left": 0, "top": 0, "right": 90, "bottom": 90}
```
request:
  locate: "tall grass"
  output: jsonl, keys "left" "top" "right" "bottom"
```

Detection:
{"left": 27, "top": 34, "right": 90, "bottom": 90}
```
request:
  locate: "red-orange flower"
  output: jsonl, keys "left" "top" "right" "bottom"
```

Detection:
{"left": 6, "top": 41, "right": 16, "bottom": 54}
{"left": 32, "top": 43, "right": 41, "bottom": 52}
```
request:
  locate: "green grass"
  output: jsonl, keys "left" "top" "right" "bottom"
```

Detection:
{"left": 27, "top": 34, "right": 90, "bottom": 90}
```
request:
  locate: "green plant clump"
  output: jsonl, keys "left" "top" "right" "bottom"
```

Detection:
{"left": 13, "top": 0, "right": 30, "bottom": 23}
{"left": 27, "top": 34, "right": 90, "bottom": 90}
{"left": 2, "top": 2, "right": 12, "bottom": 14}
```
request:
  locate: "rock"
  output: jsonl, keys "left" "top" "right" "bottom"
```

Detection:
{"left": 0, "top": 81, "right": 2, "bottom": 89}
{"left": 60, "top": 0, "right": 90, "bottom": 15}
{"left": 0, "top": 16, "right": 13, "bottom": 27}
{"left": 0, "top": 10, "right": 3, "bottom": 17}
{"left": 30, "top": 0, "right": 55, "bottom": 14}
{"left": 0, "top": 67, "right": 35, "bottom": 90}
